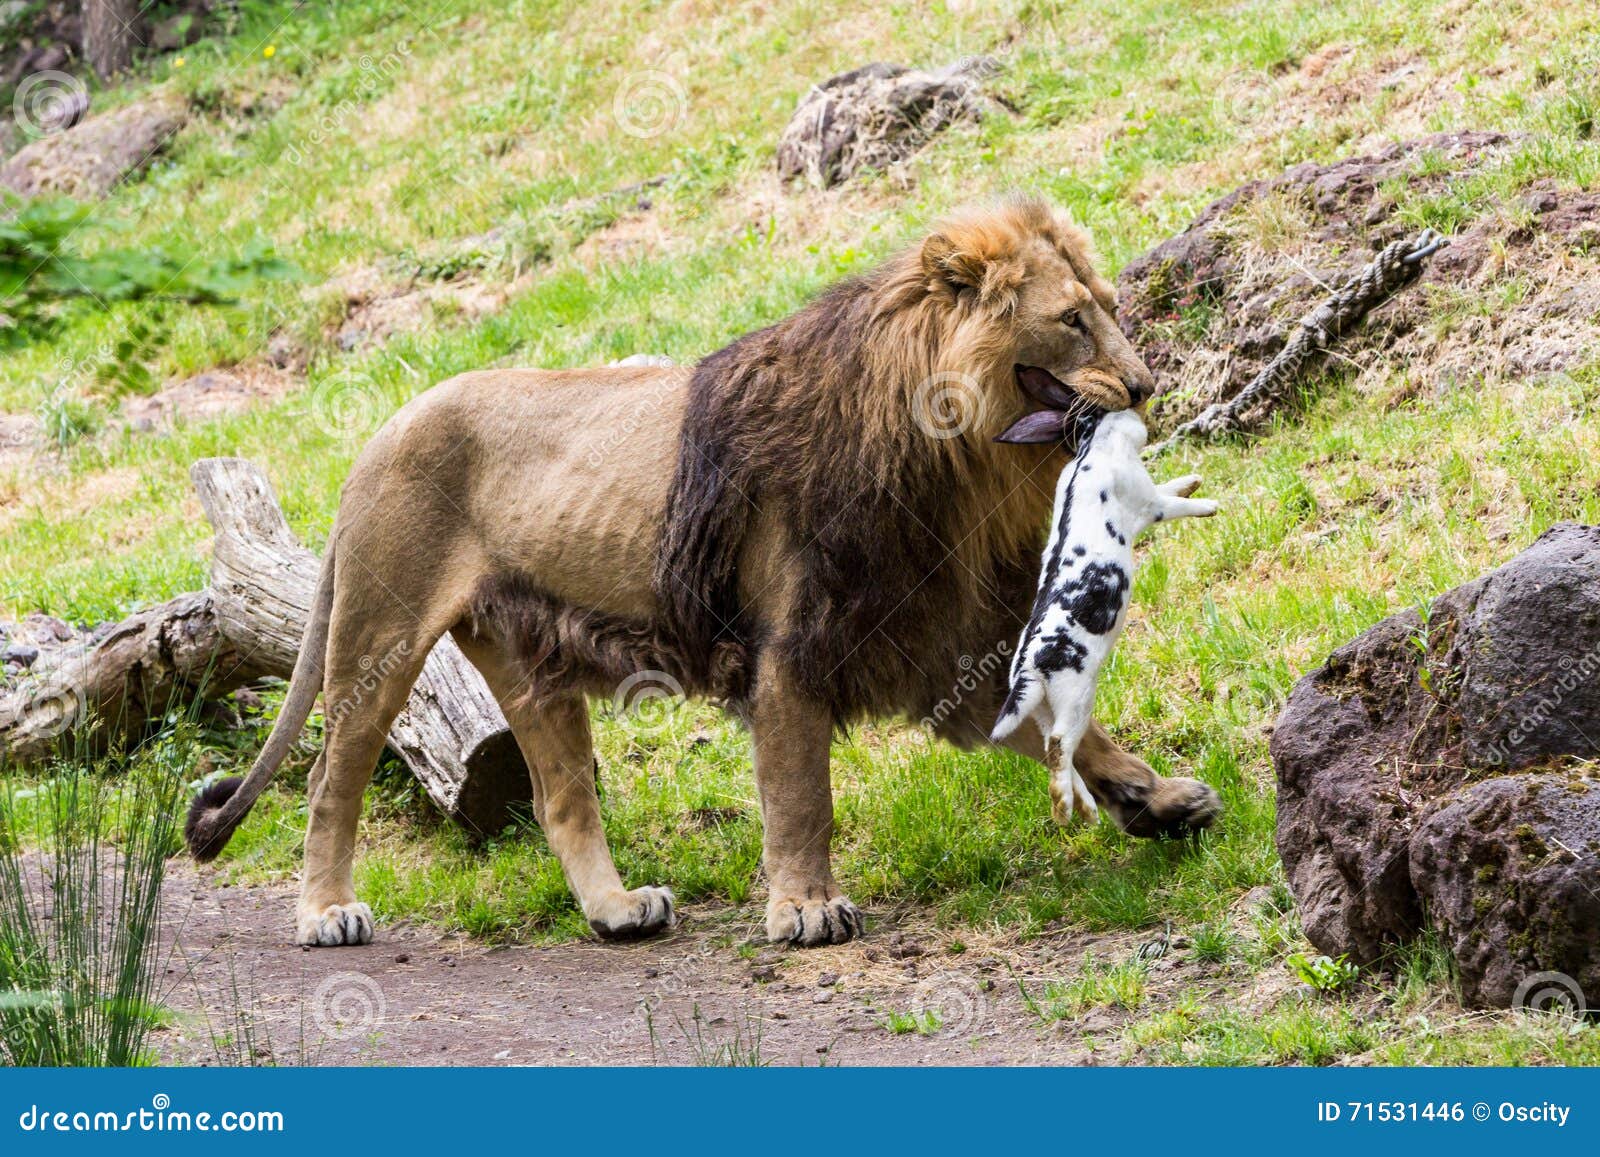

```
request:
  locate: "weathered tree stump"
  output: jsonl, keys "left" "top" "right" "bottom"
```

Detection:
{"left": 1, "top": 459, "right": 532, "bottom": 836}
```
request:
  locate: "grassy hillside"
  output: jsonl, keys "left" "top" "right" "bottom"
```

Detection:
{"left": 3, "top": 0, "right": 1599, "bottom": 1064}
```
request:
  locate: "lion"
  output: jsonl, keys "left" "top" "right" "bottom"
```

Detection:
{"left": 185, "top": 197, "right": 1222, "bottom": 948}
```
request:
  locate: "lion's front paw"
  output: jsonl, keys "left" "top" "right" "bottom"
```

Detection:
{"left": 1109, "top": 775, "right": 1221, "bottom": 839}
{"left": 766, "top": 893, "right": 862, "bottom": 946}
{"left": 295, "top": 902, "right": 374, "bottom": 947}
{"left": 587, "top": 885, "right": 676, "bottom": 940}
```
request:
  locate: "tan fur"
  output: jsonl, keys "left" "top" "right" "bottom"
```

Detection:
{"left": 190, "top": 201, "right": 1220, "bottom": 949}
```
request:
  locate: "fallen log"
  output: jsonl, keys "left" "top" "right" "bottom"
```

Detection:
{"left": 0, "top": 591, "right": 268, "bottom": 762}
{"left": 1147, "top": 229, "right": 1449, "bottom": 456}
{"left": 0, "top": 459, "right": 532, "bottom": 836}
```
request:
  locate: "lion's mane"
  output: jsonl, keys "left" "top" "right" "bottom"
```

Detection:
{"left": 656, "top": 201, "right": 1081, "bottom": 726}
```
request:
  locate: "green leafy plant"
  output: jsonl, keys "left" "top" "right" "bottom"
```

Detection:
{"left": 882, "top": 1008, "right": 943, "bottom": 1036}
{"left": 0, "top": 195, "right": 297, "bottom": 344}
{"left": 647, "top": 1004, "right": 768, "bottom": 1066}
{"left": 1190, "top": 922, "right": 1239, "bottom": 964}
{"left": 1287, "top": 952, "right": 1361, "bottom": 995}
{"left": 35, "top": 390, "right": 103, "bottom": 450}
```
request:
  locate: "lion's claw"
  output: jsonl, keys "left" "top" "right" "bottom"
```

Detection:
{"left": 767, "top": 894, "right": 862, "bottom": 946}
{"left": 588, "top": 885, "right": 676, "bottom": 940}
{"left": 295, "top": 902, "right": 374, "bottom": 947}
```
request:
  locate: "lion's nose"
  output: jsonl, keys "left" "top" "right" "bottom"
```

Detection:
{"left": 1125, "top": 368, "right": 1157, "bottom": 406}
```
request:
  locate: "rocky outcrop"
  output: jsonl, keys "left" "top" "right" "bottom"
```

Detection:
{"left": 776, "top": 58, "right": 999, "bottom": 188}
{"left": 1273, "top": 523, "right": 1600, "bottom": 1008}
{"left": 1117, "top": 132, "right": 1600, "bottom": 426}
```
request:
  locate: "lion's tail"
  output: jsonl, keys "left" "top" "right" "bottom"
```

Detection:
{"left": 185, "top": 533, "right": 337, "bottom": 862}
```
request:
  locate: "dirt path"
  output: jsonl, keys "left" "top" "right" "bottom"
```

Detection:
{"left": 150, "top": 866, "right": 1171, "bottom": 1066}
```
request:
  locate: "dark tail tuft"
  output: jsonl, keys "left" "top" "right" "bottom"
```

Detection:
{"left": 185, "top": 776, "right": 245, "bottom": 862}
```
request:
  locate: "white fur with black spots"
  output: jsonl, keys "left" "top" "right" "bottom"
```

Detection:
{"left": 991, "top": 409, "right": 1217, "bottom": 822}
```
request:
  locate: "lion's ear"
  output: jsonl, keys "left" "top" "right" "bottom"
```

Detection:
{"left": 923, "top": 231, "right": 1024, "bottom": 310}
{"left": 921, "top": 233, "right": 986, "bottom": 295}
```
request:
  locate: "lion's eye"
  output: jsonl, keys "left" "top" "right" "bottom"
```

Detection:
{"left": 1061, "top": 309, "right": 1083, "bottom": 330}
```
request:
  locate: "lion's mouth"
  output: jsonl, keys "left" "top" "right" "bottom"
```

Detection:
{"left": 995, "top": 365, "right": 1102, "bottom": 446}
{"left": 1013, "top": 365, "right": 1083, "bottom": 412}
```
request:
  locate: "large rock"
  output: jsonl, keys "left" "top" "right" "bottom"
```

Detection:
{"left": 1273, "top": 523, "right": 1600, "bottom": 1007}
{"left": 1411, "top": 774, "right": 1600, "bottom": 1008}
{"left": 775, "top": 58, "right": 998, "bottom": 188}
{"left": 1, "top": 91, "right": 187, "bottom": 199}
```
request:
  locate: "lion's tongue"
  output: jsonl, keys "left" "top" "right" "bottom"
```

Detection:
{"left": 995, "top": 410, "right": 1069, "bottom": 444}
{"left": 1014, "top": 365, "right": 1078, "bottom": 411}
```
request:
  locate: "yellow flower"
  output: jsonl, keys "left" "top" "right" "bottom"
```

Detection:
{"left": 263, "top": 45, "right": 276, "bottom": 59}
{"left": 173, "top": 56, "right": 186, "bottom": 69}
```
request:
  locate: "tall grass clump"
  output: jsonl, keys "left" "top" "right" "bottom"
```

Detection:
{"left": 0, "top": 741, "right": 185, "bottom": 1066}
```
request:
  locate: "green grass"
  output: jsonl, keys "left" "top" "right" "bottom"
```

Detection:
{"left": 3, "top": 0, "right": 1599, "bottom": 1066}
{"left": 880, "top": 1007, "right": 943, "bottom": 1036}
{"left": 1030, "top": 955, "right": 1150, "bottom": 1022}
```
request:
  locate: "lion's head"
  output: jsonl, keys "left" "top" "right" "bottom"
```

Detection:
{"left": 658, "top": 197, "right": 1150, "bottom": 725}
{"left": 911, "top": 199, "right": 1155, "bottom": 445}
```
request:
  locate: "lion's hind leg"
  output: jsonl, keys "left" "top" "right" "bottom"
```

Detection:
{"left": 452, "top": 631, "right": 675, "bottom": 940}
{"left": 298, "top": 623, "right": 434, "bottom": 947}
{"left": 1074, "top": 721, "right": 1221, "bottom": 838}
